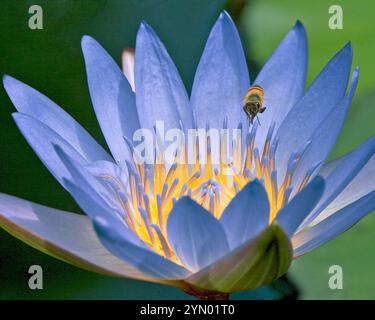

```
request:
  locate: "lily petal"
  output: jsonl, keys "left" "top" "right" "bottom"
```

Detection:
{"left": 122, "top": 48, "right": 135, "bottom": 92}
{"left": 135, "top": 22, "right": 192, "bottom": 132}
{"left": 276, "top": 176, "right": 325, "bottom": 237}
{"left": 54, "top": 147, "right": 189, "bottom": 280}
{"left": 186, "top": 224, "right": 292, "bottom": 293}
{"left": 312, "top": 152, "right": 375, "bottom": 225}
{"left": 220, "top": 180, "right": 269, "bottom": 249}
{"left": 64, "top": 177, "right": 190, "bottom": 280}
{"left": 167, "top": 197, "right": 230, "bottom": 272}
{"left": 3, "top": 75, "right": 111, "bottom": 163}
{"left": 84, "top": 160, "right": 128, "bottom": 189}
{"left": 302, "top": 134, "right": 375, "bottom": 227}
{"left": 275, "top": 43, "right": 352, "bottom": 181}
{"left": 190, "top": 11, "right": 250, "bottom": 130}
{"left": 12, "top": 113, "right": 87, "bottom": 185}
{"left": 0, "top": 192, "right": 152, "bottom": 280}
{"left": 293, "top": 190, "right": 375, "bottom": 257}
{"left": 94, "top": 214, "right": 190, "bottom": 280}
{"left": 290, "top": 68, "right": 359, "bottom": 195}
{"left": 254, "top": 21, "right": 308, "bottom": 151}
{"left": 81, "top": 36, "right": 140, "bottom": 165}
{"left": 54, "top": 146, "right": 120, "bottom": 212}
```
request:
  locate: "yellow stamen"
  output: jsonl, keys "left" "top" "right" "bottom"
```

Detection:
{"left": 104, "top": 126, "right": 302, "bottom": 263}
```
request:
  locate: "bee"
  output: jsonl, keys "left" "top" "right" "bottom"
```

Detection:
{"left": 243, "top": 85, "right": 266, "bottom": 125}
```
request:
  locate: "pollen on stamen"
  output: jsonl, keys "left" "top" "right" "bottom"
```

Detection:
{"left": 96, "top": 120, "right": 316, "bottom": 261}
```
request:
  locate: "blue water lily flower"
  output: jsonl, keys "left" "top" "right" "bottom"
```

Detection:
{"left": 1, "top": 12, "right": 374, "bottom": 299}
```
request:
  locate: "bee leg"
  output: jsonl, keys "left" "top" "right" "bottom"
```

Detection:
{"left": 257, "top": 116, "right": 261, "bottom": 126}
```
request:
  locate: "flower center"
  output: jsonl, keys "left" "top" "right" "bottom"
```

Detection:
{"left": 98, "top": 122, "right": 310, "bottom": 262}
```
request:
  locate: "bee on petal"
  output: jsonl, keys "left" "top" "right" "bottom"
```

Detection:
{"left": 243, "top": 85, "right": 266, "bottom": 125}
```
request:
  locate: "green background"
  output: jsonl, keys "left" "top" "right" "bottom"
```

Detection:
{"left": 0, "top": 0, "right": 374, "bottom": 299}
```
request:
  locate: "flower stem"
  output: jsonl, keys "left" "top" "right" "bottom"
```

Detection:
{"left": 182, "top": 285, "right": 230, "bottom": 300}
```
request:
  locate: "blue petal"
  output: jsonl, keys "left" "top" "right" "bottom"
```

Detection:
{"left": 291, "top": 67, "right": 359, "bottom": 193}
{"left": 190, "top": 11, "right": 250, "bottom": 130}
{"left": 135, "top": 22, "right": 192, "bottom": 132}
{"left": 275, "top": 43, "right": 353, "bottom": 181}
{"left": 276, "top": 176, "right": 325, "bottom": 237}
{"left": 254, "top": 21, "right": 308, "bottom": 151}
{"left": 84, "top": 160, "right": 128, "bottom": 185}
{"left": 65, "top": 182, "right": 189, "bottom": 279}
{"left": 293, "top": 190, "right": 375, "bottom": 257}
{"left": 12, "top": 113, "right": 87, "bottom": 185}
{"left": 54, "top": 146, "right": 119, "bottom": 211}
{"left": 312, "top": 154, "right": 375, "bottom": 225}
{"left": 94, "top": 216, "right": 190, "bottom": 280}
{"left": 302, "top": 134, "right": 375, "bottom": 227}
{"left": 81, "top": 36, "right": 140, "bottom": 165}
{"left": 167, "top": 197, "right": 230, "bottom": 272}
{"left": 3, "top": 75, "right": 111, "bottom": 163}
{"left": 0, "top": 192, "right": 151, "bottom": 280}
{"left": 220, "top": 180, "right": 269, "bottom": 249}
{"left": 62, "top": 179, "right": 124, "bottom": 226}
{"left": 56, "top": 147, "right": 189, "bottom": 279}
